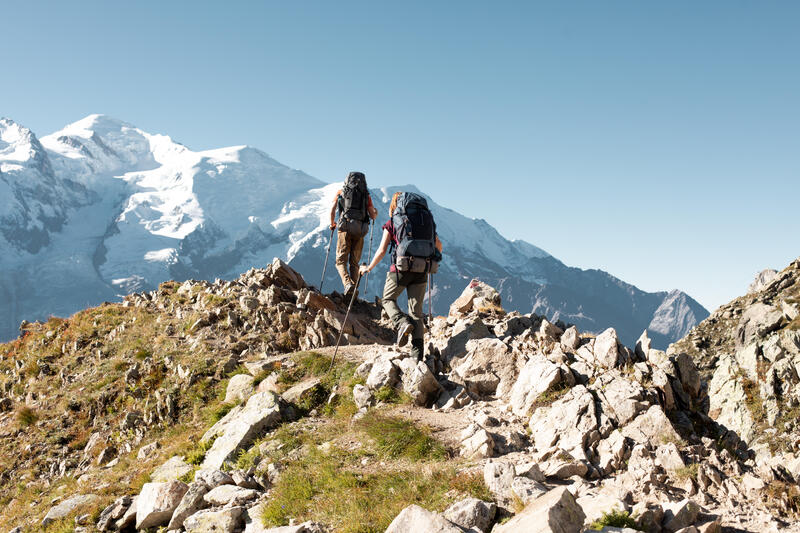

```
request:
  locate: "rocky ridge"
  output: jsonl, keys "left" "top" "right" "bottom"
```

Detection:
{"left": 0, "top": 261, "right": 795, "bottom": 532}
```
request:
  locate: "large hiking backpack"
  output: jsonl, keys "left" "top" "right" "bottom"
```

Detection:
{"left": 338, "top": 172, "right": 370, "bottom": 237}
{"left": 391, "top": 192, "right": 440, "bottom": 273}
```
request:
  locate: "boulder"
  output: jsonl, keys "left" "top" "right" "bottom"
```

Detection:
{"left": 184, "top": 506, "right": 245, "bottom": 532}
{"left": 151, "top": 455, "right": 194, "bottom": 483}
{"left": 42, "top": 494, "right": 98, "bottom": 527}
{"left": 449, "top": 279, "right": 502, "bottom": 316}
{"left": 748, "top": 269, "right": 779, "bottom": 294}
{"left": 225, "top": 373, "right": 255, "bottom": 404}
{"left": 366, "top": 357, "right": 399, "bottom": 390}
{"left": 635, "top": 330, "right": 652, "bottom": 360}
{"left": 508, "top": 355, "right": 562, "bottom": 417}
{"left": 396, "top": 358, "right": 442, "bottom": 406}
{"left": 655, "top": 442, "right": 685, "bottom": 472}
{"left": 460, "top": 425, "right": 495, "bottom": 459}
{"left": 352, "top": 384, "right": 373, "bottom": 409}
{"left": 662, "top": 499, "right": 700, "bottom": 532}
{"left": 168, "top": 482, "right": 210, "bottom": 530}
{"left": 594, "top": 377, "right": 648, "bottom": 427}
{"left": 194, "top": 468, "right": 234, "bottom": 488}
{"left": 385, "top": 504, "right": 464, "bottom": 533}
{"left": 282, "top": 378, "right": 323, "bottom": 405}
{"left": 620, "top": 405, "right": 682, "bottom": 447}
{"left": 434, "top": 316, "right": 493, "bottom": 361}
{"left": 736, "top": 303, "right": 784, "bottom": 347}
{"left": 511, "top": 476, "right": 548, "bottom": 504}
{"left": 97, "top": 496, "right": 132, "bottom": 531}
{"left": 561, "top": 326, "right": 581, "bottom": 351}
{"left": 529, "top": 385, "right": 598, "bottom": 461}
{"left": 137, "top": 441, "right": 160, "bottom": 461}
{"left": 443, "top": 498, "right": 496, "bottom": 532}
{"left": 484, "top": 460, "right": 515, "bottom": 505}
{"left": 136, "top": 480, "right": 189, "bottom": 529}
{"left": 492, "top": 486, "right": 586, "bottom": 533}
{"left": 708, "top": 354, "right": 756, "bottom": 444}
{"left": 452, "top": 338, "right": 519, "bottom": 398}
{"left": 594, "top": 328, "right": 623, "bottom": 368}
{"left": 201, "top": 391, "right": 282, "bottom": 470}
{"left": 265, "top": 257, "right": 306, "bottom": 291}
{"left": 203, "top": 484, "right": 259, "bottom": 506}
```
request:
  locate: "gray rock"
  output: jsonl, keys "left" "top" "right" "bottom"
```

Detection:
{"left": 594, "top": 328, "right": 623, "bottom": 368}
{"left": 282, "top": 378, "right": 322, "bottom": 405}
{"left": 662, "top": 499, "right": 700, "bottom": 532}
{"left": 366, "top": 357, "right": 399, "bottom": 390}
{"left": 167, "top": 482, "right": 210, "bottom": 530}
{"left": 385, "top": 504, "right": 464, "bottom": 533}
{"left": 137, "top": 441, "right": 160, "bottom": 461}
{"left": 492, "top": 486, "right": 586, "bottom": 533}
{"left": 184, "top": 506, "right": 245, "bottom": 532}
{"left": 484, "top": 460, "right": 515, "bottom": 505}
{"left": 352, "top": 384, "right": 373, "bottom": 409}
{"left": 511, "top": 476, "right": 548, "bottom": 504}
{"left": 736, "top": 302, "right": 784, "bottom": 346}
{"left": 396, "top": 358, "right": 442, "bottom": 406}
{"left": 201, "top": 391, "right": 282, "bottom": 470}
{"left": 452, "top": 338, "right": 517, "bottom": 398}
{"left": 97, "top": 496, "right": 132, "bottom": 531}
{"left": 460, "top": 425, "right": 495, "bottom": 459}
{"left": 620, "top": 405, "right": 681, "bottom": 447}
{"left": 561, "top": 326, "right": 581, "bottom": 351}
{"left": 449, "top": 279, "right": 502, "bottom": 316}
{"left": 194, "top": 468, "right": 234, "bottom": 488}
{"left": 443, "top": 497, "right": 496, "bottom": 532}
{"left": 151, "top": 455, "right": 194, "bottom": 482}
{"left": 635, "top": 330, "right": 652, "bottom": 360}
{"left": 203, "top": 484, "right": 259, "bottom": 506}
{"left": 225, "top": 373, "right": 255, "bottom": 404}
{"left": 748, "top": 269, "right": 779, "bottom": 294}
{"left": 42, "top": 494, "right": 98, "bottom": 527}
{"left": 136, "top": 481, "right": 189, "bottom": 530}
{"left": 529, "top": 385, "right": 598, "bottom": 462}
{"left": 508, "top": 355, "right": 562, "bottom": 417}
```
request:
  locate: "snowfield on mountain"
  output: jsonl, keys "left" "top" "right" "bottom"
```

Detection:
{"left": 0, "top": 114, "right": 707, "bottom": 345}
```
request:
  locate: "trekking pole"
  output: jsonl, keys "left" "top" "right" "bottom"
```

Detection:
{"left": 328, "top": 265, "right": 364, "bottom": 372}
{"left": 363, "top": 220, "right": 375, "bottom": 297}
{"left": 428, "top": 272, "right": 433, "bottom": 324}
{"left": 319, "top": 227, "right": 335, "bottom": 293}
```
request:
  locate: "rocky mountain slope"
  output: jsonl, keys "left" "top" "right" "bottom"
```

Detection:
{"left": 670, "top": 257, "right": 800, "bottom": 477}
{"left": 0, "top": 259, "right": 794, "bottom": 532}
{"left": 0, "top": 115, "right": 708, "bottom": 347}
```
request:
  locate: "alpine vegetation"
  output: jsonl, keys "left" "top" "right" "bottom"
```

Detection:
{"left": 1, "top": 257, "right": 798, "bottom": 531}
{"left": 0, "top": 115, "right": 708, "bottom": 346}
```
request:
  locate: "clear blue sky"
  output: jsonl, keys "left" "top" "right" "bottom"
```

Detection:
{"left": 3, "top": 1, "right": 798, "bottom": 311}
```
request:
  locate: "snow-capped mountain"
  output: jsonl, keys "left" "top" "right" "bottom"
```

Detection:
{"left": 0, "top": 115, "right": 709, "bottom": 346}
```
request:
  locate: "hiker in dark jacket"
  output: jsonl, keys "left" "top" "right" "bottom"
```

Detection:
{"left": 330, "top": 172, "right": 378, "bottom": 296}
{"left": 359, "top": 191, "right": 442, "bottom": 361}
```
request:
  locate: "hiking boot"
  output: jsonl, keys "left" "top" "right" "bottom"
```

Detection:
{"left": 397, "top": 322, "right": 413, "bottom": 347}
{"left": 410, "top": 338, "right": 424, "bottom": 362}
{"left": 344, "top": 283, "right": 354, "bottom": 297}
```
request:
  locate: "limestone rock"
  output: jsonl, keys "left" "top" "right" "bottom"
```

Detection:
{"left": 168, "top": 482, "right": 210, "bottom": 530}
{"left": 484, "top": 460, "right": 515, "bottom": 505}
{"left": 201, "top": 391, "right": 282, "bottom": 470}
{"left": 282, "top": 378, "right": 323, "bottom": 405}
{"left": 366, "top": 357, "right": 399, "bottom": 390}
{"left": 42, "top": 494, "right": 97, "bottom": 527}
{"left": 674, "top": 353, "right": 701, "bottom": 398}
{"left": 151, "top": 455, "right": 194, "bottom": 483}
{"left": 736, "top": 303, "right": 784, "bottom": 346}
{"left": 352, "top": 384, "right": 373, "bottom": 409}
{"left": 194, "top": 468, "right": 234, "bottom": 488}
{"left": 594, "top": 328, "right": 623, "bottom": 369}
{"left": 452, "top": 338, "right": 518, "bottom": 398}
{"left": 225, "top": 373, "right": 255, "bottom": 404}
{"left": 137, "top": 441, "right": 160, "bottom": 461}
{"left": 184, "top": 506, "right": 245, "bottom": 532}
{"left": 385, "top": 504, "right": 464, "bottom": 533}
{"left": 620, "top": 405, "right": 681, "bottom": 447}
{"left": 449, "top": 279, "right": 502, "bottom": 316}
{"left": 529, "top": 385, "right": 598, "bottom": 461}
{"left": 443, "top": 497, "right": 496, "bottom": 532}
{"left": 561, "top": 326, "right": 582, "bottom": 351}
{"left": 636, "top": 330, "right": 652, "bottom": 360}
{"left": 662, "top": 499, "right": 700, "bottom": 532}
{"left": 508, "top": 355, "right": 562, "bottom": 417}
{"left": 136, "top": 480, "right": 189, "bottom": 530}
{"left": 460, "top": 425, "right": 495, "bottom": 459}
{"left": 97, "top": 496, "right": 132, "bottom": 531}
{"left": 203, "top": 484, "right": 259, "bottom": 506}
{"left": 396, "top": 358, "right": 442, "bottom": 406}
{"left": 492, "top": 486, "right": 586, "bottom": 533}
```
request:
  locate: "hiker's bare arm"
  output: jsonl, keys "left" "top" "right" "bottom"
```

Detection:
{"left": 360, "top": 230, "right": 390, "bottom": 274}
{"left": 436, "top": 235, "right": 443, "bottom": 252}
{"left": 329, "top": 196, "right": 338, "bottom": 229}
{"left": 368, "top": 204, "right": 378, "bottom": 220}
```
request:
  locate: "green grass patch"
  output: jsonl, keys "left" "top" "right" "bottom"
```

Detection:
{"left": 589, "top": 510, "right": 641, "bottom": 530}
{"left": 261, "top": 447, "right": 457, "bottom": 532}
{"left": 673, "top": 463, "right": 699, "bottom": 482}
{"left": 184, "top": 436, "right": 216, "bottom": 466}
{"left": 531, "top": 381, "right": 570, "bottom": 411}
{"left": 374, "top": 386, "right": 412, "bottom": 405}
{"left": 358, "top": 412, "right": 447, "bottom": 462}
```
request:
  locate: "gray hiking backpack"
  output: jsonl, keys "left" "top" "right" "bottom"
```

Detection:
{"left": 391, "top": 192, "right": 440, "bottom": 273}
{"left": 338, "top": 172, "right": 370, "bottom": 237}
